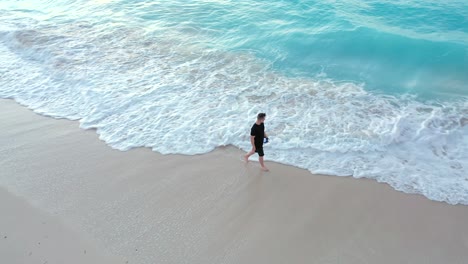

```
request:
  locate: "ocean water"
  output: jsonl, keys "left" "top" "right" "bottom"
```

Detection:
{"left": 0, "top": 0, "right": 467, "bottom": 204}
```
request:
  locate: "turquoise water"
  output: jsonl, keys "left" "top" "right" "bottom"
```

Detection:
{"left": 4, "top": 0, "right": 467, "bottom": 97}
{"left": 126, "top": 0, "right": 468, "bottom": 98}
{"left": 0, "top": 0, "right": 467, "bottom": 204}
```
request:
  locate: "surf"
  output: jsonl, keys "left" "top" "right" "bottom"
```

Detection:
{"left": 0, "top": 0, "right": 467, "bottom": 204}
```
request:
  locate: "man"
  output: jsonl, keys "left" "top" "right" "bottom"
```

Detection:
{"left": 244, "top": 113, "right": 269, "bottom": 171}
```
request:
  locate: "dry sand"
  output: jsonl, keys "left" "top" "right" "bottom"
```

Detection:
{"left": 0, "top": 186, "right": 124, "bottom": 264}
{"left": 1, "top": 98, "right": 468, "bottom": 264}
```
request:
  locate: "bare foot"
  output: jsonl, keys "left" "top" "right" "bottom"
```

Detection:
{"left": 244, "top": 155, "right": 249, "bottom": 163}
{"left": 261, "top": 166, "right": 269, "bottom": 172}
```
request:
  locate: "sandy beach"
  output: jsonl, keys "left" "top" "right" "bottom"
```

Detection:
{"left": 1, "top": 98, "right": 468, "bottom": 264}
{"left": 0, "top": 186, "right": 124, "bottom": 264}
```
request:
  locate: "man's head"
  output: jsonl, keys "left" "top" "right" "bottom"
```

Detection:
{"left": 257, "top": 113, "right": 266, "bottom": 123}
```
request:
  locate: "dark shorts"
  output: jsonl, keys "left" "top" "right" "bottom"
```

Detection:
{"left": 255, "top": 146, "right": 264, "bottom": 157}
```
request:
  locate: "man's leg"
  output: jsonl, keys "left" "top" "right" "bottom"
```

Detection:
{"left": 244, "top": 149, "right": 255, "bottom": 162}
{"left": 259, "top": 156, "right": 269, "bottom": 171}
{"left": 257, "top": 148, "right": 269, "bottom": 171}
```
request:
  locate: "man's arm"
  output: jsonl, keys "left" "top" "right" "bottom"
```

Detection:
{"left": 250, "top": 136, "right": 256, "bottom": 150}
{"left": 264, "top": 132, "right": 268, "bottom": 138}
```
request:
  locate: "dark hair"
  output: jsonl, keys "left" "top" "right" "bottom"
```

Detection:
{"left": 257, "top": 113, "right": 266, "bottom": 119}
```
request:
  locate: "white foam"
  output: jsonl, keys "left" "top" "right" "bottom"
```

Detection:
{"left": 1, "top": 19, "right": 467, "bottom": 204}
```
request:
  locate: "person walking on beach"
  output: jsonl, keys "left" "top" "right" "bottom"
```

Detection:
{"left": 244, "top": 113, "right": 269, "bottom": 171}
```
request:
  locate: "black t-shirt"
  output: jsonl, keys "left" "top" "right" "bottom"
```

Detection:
{"left": 250, "top": 123, "right": 265, "bottom": 147}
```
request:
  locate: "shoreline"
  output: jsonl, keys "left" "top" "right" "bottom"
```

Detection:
{"left": 2, "top": 99, "right": 457, "bottom": 205}
{"left": 1, "top": 98, "right": 468, "bottom": 264}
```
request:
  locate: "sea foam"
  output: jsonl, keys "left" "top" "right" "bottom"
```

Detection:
{"left": 1, "top": 6, "right": 467, "bottom": 204}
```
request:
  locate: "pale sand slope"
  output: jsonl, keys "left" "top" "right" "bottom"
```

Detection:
{"left": 0, "top": 187, "right": 125, "bottom": 264}
{"left": 1, "top": 98, "right": 467, "bottom": 264}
